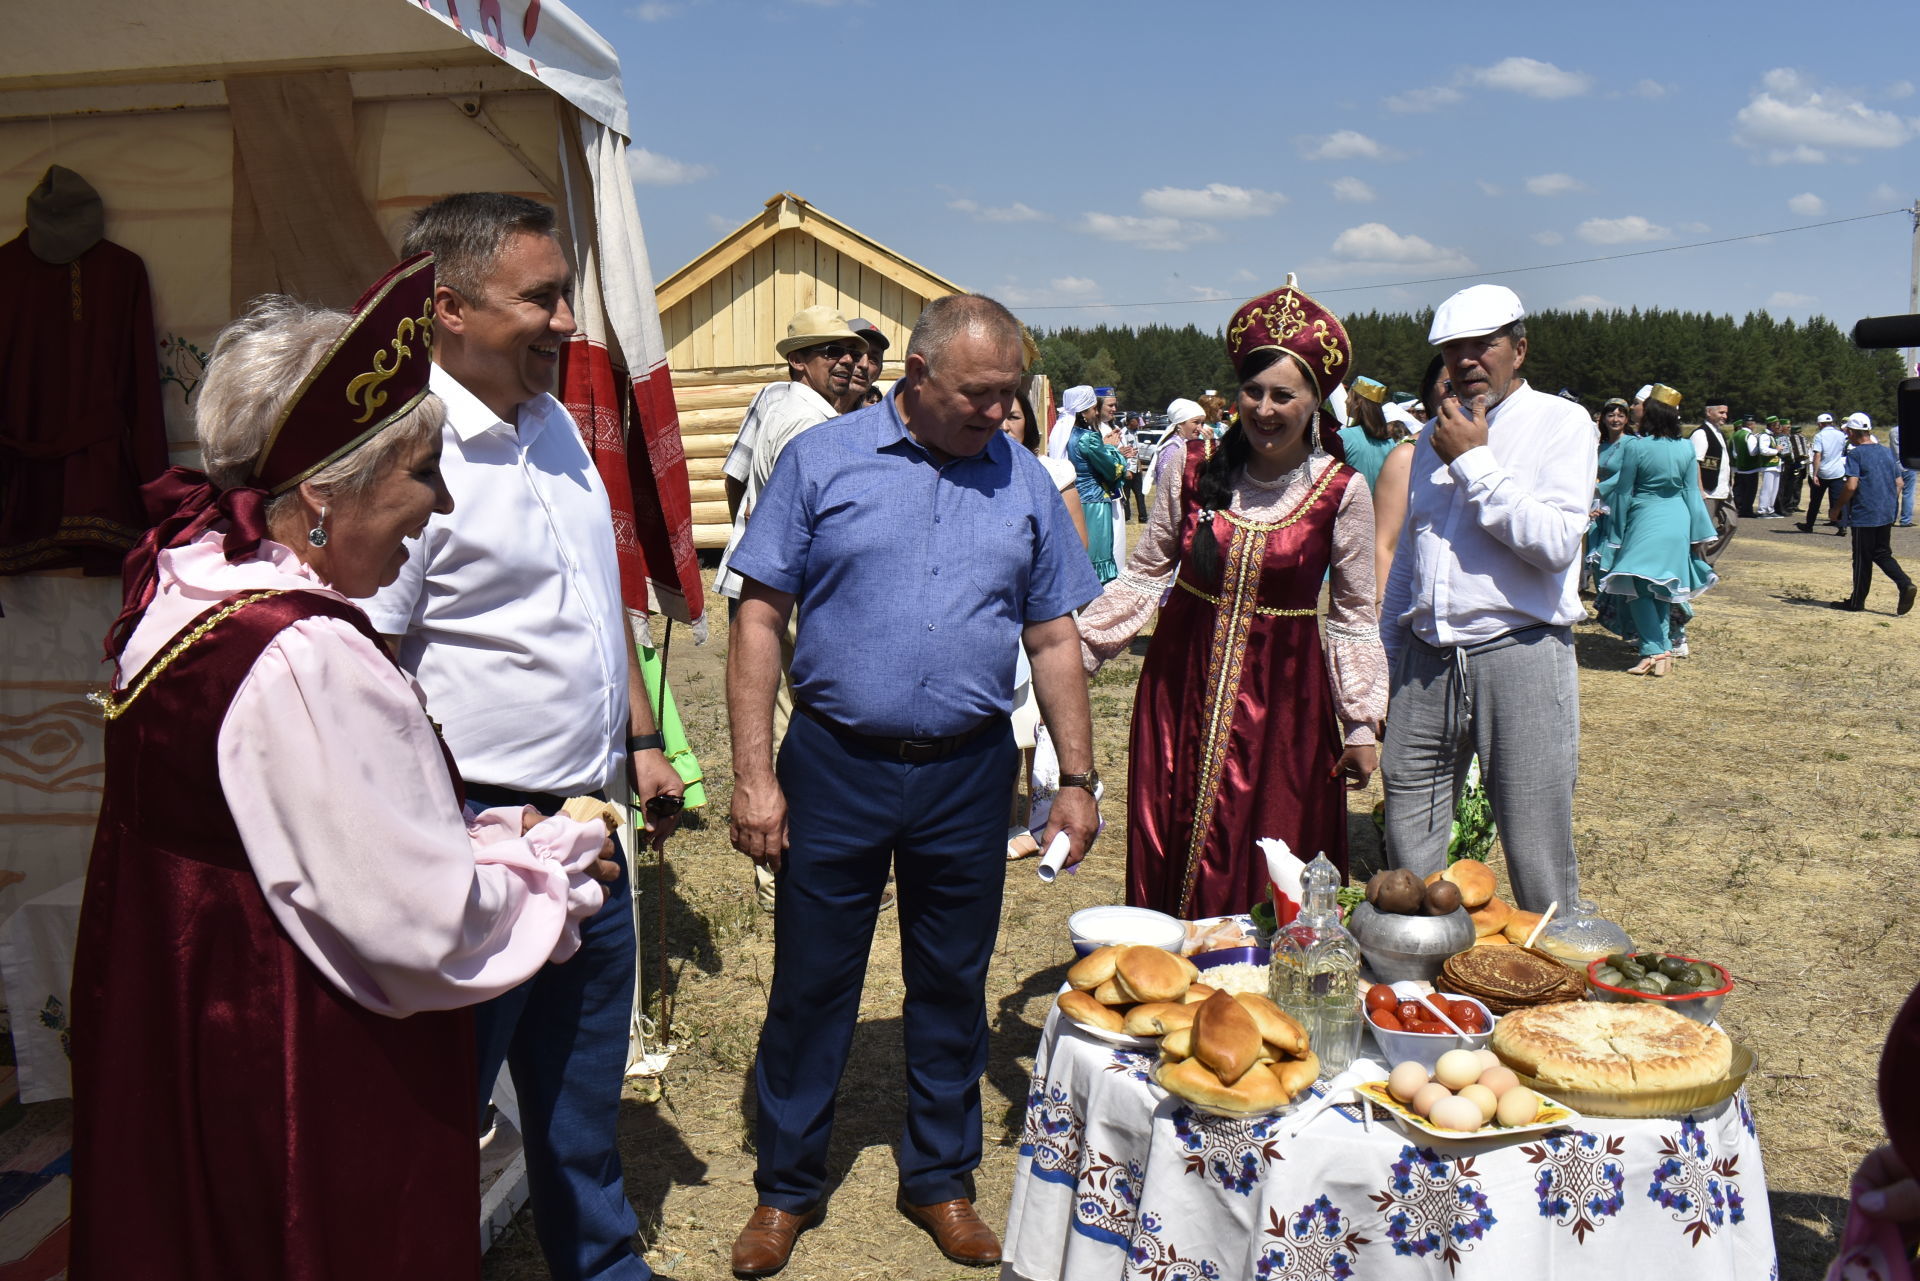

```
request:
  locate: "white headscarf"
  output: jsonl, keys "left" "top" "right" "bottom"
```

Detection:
{"left": 1049, "top": 384, "right": 1096, "bottom": 458}
{"left": 1164, "top": 397, "right": 1204, "bottom": 428}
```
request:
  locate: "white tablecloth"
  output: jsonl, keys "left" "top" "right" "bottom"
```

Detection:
{"left": 0, "top": 877, "right": 83, "bottom": 1104}
{"left": 1004, "top": 1004, "right": 1778, "bottom": 1281}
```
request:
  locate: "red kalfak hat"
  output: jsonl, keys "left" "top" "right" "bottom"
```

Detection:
{"left": 251, "top": 252, "right": 438, "bottom": 495}
{"left": 1225, "top": 284, "right": 1352, "bottom": 403}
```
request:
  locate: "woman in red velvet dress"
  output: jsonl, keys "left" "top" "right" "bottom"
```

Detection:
{"left": 69, "top": 256, "right": 616, "bottom": 1280}
{"left": 1079, "top": 283, "right": 1386, "bottom": 919}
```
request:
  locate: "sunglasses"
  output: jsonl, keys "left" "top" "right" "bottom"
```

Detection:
{"left": 805, "top": 343, "right": 858, "bottom": 362}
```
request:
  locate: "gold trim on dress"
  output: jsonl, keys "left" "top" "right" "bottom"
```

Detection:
{"left": 89, "top": 590, "right": 289, "bottom": 721}
{"left": 1176, "top": 579, "right": 1315, "bottom": 617}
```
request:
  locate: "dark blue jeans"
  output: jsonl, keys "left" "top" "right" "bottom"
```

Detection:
{"left": 752, "top": 711, "right": 1017, "bottom": 1212}
{"left": 470, "top": 783, "right": 648, "bottom": 1281}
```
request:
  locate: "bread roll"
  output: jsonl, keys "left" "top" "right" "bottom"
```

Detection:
{"left": 1192, "top": 991, "right": 1264, "bottom": 1086}
{"left": 1271, "top": 1051, "right": 1320, "bottom": 1098}
{"left": 1157, "top": 1056, "right": 1290, "bottom": 1114}
{"left": 1058, "top": 990, "right": 1126, "bottom": 1033}
{"left": 1230, "top": 992, "right": 1309, "bottom": 1057}
{"left": 1124, "top": 1002, "right": 1199, "bottom": 1037}
{"left": 1068, "top": 945, "right": 1124, "bottom": 992}
{"left": 1503, "top": 909, "right": 1544, "bottom": 945}
{"left": 1092, "top": 978, "right": 1128, "bottom": 1006}
{"left": 1161, "top": 1027, "right": 1194, "bottom": 1060}
{"left": 1472, "top": 932, "right": 1513, "bottom": 947}
{"left": 560, "top": 796, "right": 622, "bottom": 831}
{"left": 1470, "top": 897, "right": 1513, "bottom": 938}
{"left": 1113, "top": 945, "right": 1191, "bottom": 1003}
{"left": 1441, "top": 859, "right": 1498, "bottom": 908}
{"left": 1181, "top": 983, "right": 1219, "bottom": 1005}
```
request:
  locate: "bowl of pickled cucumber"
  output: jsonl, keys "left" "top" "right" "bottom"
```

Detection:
{"left": 1586, "top": 952, "right": 1732, "bottom": 1024}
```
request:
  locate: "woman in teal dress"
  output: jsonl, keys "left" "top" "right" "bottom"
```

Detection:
{"left": 1587, "top": 397, "right": 1632, "bottom": 622}
{"left": 1595, "top": 386, "right": 1717, "bottom": 676}
{"left": 1068, "top": 406, "right": 1128, "bottom": 582}
{"left": 1336, "top": 376, "right": 1399, "bottom": 490}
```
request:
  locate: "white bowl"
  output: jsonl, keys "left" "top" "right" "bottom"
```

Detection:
{"left": 1069, "top": 906, "right": 1185, "bottom": 957}
{"left": 1365, "top": 985, "right": 1497, "bottom": 1070}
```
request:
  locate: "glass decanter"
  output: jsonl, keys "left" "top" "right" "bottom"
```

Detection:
{"left": 1533, "top": 898, "right": 1632, "bottom": 965}
{"left": 1267, "top": 853, "right": 1362, "bottom": 1078}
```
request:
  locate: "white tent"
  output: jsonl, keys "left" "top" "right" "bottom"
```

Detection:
{"left": 0, "top": 0, "right": 700, "bottom": 904}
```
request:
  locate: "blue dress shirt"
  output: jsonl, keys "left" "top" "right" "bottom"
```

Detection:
{"left": 730, "top": 391, "right": 1101, "bottom": 738}
{"left": 1844, "top": 442, "right": 1901, "bottom": 528}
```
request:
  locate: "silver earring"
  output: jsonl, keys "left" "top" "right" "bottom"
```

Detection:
{"left": 307, "top": 506, "right": 329, "bottom": 548}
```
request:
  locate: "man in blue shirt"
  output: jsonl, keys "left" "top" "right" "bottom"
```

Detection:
{"left": 725, "top": 294, "right": 1102, "bottom": 1275}
{"left": 1831, "top": 414, "right": 1915, "bottom": 614}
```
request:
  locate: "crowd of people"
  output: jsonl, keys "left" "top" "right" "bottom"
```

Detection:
{"left": 67, "top": 186, "right": 1918, "bottom": 1279}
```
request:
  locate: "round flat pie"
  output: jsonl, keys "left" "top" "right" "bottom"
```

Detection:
{"left": 1491, "top": 1002, "right": 1732, "bottom": 1093}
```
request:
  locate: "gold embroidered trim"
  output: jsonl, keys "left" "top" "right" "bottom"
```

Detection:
{"left": 1176, "top": 579, "right": 1316, "bottom": 617}
{"left": 90, "top": 590, "right": 290, "bottom": 721}
{"left": 345, "top": 296, "right": 435, "bottom": 425}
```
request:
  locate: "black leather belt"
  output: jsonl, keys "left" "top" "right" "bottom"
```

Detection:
{"left": 465, "top": 782, "right": 605, "bottom": 813}
{"left": 795, "top": 700, "right": 1002, "bottom": 763}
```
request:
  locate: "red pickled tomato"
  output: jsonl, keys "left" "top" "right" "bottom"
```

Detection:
{"left": 1371, "top": 1010, "right": 1404, "bottom": 1032}
{"left": 1395, "top": 1001, "right": 1423, "bottom": 1025}
{"left": 1365, "top": 985, "right": 1397, "bottom": 1013}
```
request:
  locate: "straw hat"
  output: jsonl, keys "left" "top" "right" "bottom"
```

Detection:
{"left": 775, "top": 305, "right": 863, "bottom": 358}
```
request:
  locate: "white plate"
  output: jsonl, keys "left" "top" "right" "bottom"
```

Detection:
{"left": 1355, "top": 1080, "right": 1579, "bottom": 1141}
{"left": 1055, "top": 982, "right": 1159, "bottom": 1049}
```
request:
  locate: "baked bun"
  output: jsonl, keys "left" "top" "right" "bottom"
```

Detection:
{"left": 1470, "top": 897, "right": 1513, "bottom": 938}
{"left": 1192, "top": 991, "right": 1264, "bottom": 1085}
{"left": 1271, "top": 1051, "right": 1320, "bottom": 1098}
{"left": 1231, "top": 992, "right": 1309, "bottom": 1058}
{"left": 1091, "top": 978, "right": 1129, "bottom": 1007}
{"left": 1068, "top": 945, "right": 1124, "bottom": 992}
{"left": 1113, "top": 945, "right": 1191, "bottom": 1003}
{"left": 1182, "top": 983, "right": 1219, "bottom": 1005}
{"left": 1441, "top": 859, "right": 1498, "bottom": 908}
{"left": 1472, "top": 933, "right": 1513, "bottom": 947}
{"left": 1503, "top": 909, "right": 1544, "bottom": 945}
{"left": 1156, "top": 1057, "right": 1290, "bottom": 1114}
{"left": 1124, "top": 1002, "right": 1199, "bottom": 1038}
{"left": 1058, "top": 990, "right": 1125, "bottom": 1033}
{"left": 1161, "top": 1027, "right": 1194, "bottom": 1060}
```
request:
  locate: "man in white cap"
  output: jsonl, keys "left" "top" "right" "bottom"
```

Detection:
{"left": 1802, "top": 411, "right": 1851, "bottom": 533}
{"left": 1378, "top": 284, "right": 1596, "bottom": 913}
{"left": 1829, "top": 413, "right": 1916, "bottom": 614}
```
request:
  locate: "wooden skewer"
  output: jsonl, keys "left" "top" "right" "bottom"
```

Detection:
{"left": 1522, "top": 900, "right": 1560, "bottom": 951}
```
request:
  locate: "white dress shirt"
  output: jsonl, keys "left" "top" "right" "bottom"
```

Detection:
{"left": 1381, "top": 380, "right": 1597, "bottom": 665}
{"left": 713, "top": 379, "right": 838, "bottom": 599}
{"left": 1812, "top": 425, "right": 1851, "bottom": 480}
{"left": 1690, "top": 425, "right": 1733, "bottom": 500}
{"left": 363, "top": 365, "right": 630, "bottom": 796}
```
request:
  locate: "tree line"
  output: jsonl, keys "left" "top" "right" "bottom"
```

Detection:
{"left": 1035, "top": 308, "right": 1907, "bottom": 424}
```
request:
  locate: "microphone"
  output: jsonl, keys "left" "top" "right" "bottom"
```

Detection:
{"left": 1851, "top": 314, "right": 1920, "bottom": 350}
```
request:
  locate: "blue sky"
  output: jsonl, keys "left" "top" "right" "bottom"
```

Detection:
{"left": 578, "top": 0, "right": 1919, "bottom": 335}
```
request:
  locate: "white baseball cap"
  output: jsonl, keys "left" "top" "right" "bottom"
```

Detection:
{"left": 1816, "top": 412, "right": 1834, "bottom": 424}
{"left": 1845, "top": 412, "right": 1874, "bottom": 432}
{"left": 1428, "top": 284, "right": 1526, "bottom": 345}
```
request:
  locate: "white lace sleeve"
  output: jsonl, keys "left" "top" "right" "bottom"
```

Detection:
{"left": 1325, "top": 476, "right": 1387, "bottom": 745}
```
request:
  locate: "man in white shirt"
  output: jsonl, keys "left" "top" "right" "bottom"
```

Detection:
{"left": 1379, "top": 284, "right": 1595, "bottom": 913}
{"left": 1690, "top": 397, "right": 1737, "bottom": 562}
{"left": 365, "top": 193, "right": 680, "bottom": 1281}
{"left": 1753, "top": 416, "right": 1783, "bottom": 516}
{"left": 1802, "top": 412, "right": 1851, "bottom": 533}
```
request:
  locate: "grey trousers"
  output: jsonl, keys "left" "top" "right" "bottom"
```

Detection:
{"left": 1381, "top": 626, "right": 1581, "bottom": 912}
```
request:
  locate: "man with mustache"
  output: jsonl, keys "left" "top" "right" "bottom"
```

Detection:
{"left": 1379, "top": 284, "right": 1596, "bottom": 916}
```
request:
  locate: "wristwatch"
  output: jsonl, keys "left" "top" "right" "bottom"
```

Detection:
{"left": 1057, "top": 767, "right": 1100, "bottom": 794}
{"left": 626, "top": 732, "right": 666, "bottom": 755}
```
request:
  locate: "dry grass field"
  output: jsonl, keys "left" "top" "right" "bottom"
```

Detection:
{"left": 483, "top": 518, "right": 1920, "bottom": 1281}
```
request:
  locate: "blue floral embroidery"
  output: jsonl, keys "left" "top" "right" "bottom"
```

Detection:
{"left": 1649, "top": 1118, "right": 1747, "bottom": 1245}
{"left": 1368, "top": 1144, "right": 1496, "bottom": 1274}
{"left": 1522, "top": 1130, "right": 1625, "bottom": 1243}
{"left": 1254, "top": 1195, "right": 1368, "bottom": 1280}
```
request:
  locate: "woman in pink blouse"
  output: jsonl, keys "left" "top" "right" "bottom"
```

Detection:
{"left": 1078, "top": 283, "right": 1387, "bottom": 919}
{"left": 69, "top": 256, "right": 614, "bottom": 1281}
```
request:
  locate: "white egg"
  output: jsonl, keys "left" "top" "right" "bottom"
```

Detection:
{"left": 1434, "top": 1049, "right": 1482, "bottom": 1091}
{"left": 1474, "top": 1048, "right": 1501, "bottom": 1072}
{"left": 1477, "top": 1065, "right": 1520, "bottom": 1098}
{"left": 1388, "top": 1061, "right": 1430, "bottom": 1104}
{"left": 1457, "top": 1083, "right": 1499, "bottom": 1125}
{"left": 1428, "top": 1094, "right": 1483, "bottom": 1133}
{"left": 1495, "top": 1086, "right": 1541, "bottom": 1127}
{"left": 1411, "top": 1081, "right": 1452, "bottom": 1118}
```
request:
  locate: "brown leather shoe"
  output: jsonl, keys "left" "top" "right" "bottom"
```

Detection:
{"left": 730, "top": 1205, "right": 814, "bottom": 1277}
{"left": 897, "top": 1192, "right": 1002, "bottom": 1266}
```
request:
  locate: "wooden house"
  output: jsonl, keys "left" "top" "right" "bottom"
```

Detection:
{"left": 656, "top": 192, "right": 965, "bottom": 548}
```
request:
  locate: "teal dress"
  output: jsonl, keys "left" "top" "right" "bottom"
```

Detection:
{"left": 1336, "top": 425, "right": 1396, "bottom": 490}
{"left": 1586, "top": 434, "right": 1628, "bottom": 615}
{"left": 1068, "top": 425, "right": 1127, "bottom": 582}
{"left": 1596, "top": 436, "right": 1718, "bottom": 656}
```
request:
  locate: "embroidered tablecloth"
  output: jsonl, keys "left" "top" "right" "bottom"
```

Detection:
{"left": 1004, "top": 1005, "right": 1777, "bottom": 1280}
{"left": 0, "top": 878, "right": 82, "bottom": 1104}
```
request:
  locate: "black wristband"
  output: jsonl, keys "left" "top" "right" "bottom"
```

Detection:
{"left": 627, "top": 732, "right": 666, "bottom": 755}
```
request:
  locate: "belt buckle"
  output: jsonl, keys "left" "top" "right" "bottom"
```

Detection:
{"left": 897, "top": 737, "right": 940, "bottom": 763}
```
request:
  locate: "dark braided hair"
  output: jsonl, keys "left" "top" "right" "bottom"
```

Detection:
{"left": 1189, "top": 349, "right": 1286, "bottom": 582}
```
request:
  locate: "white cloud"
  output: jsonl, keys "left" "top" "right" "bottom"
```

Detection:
{"left": 1140, "top": 183, "right": 1287, "bottom": 219}
{"left": 628, "top": 0, "right": 678, "bottom": 17}
{"left": 1329, "top": 223, "right": 1474, "bottom": 274}
{"left": 1298, "top": 130, "right": 1397, "bottom": 161}
{"left": 1576, "top": 215, "right": 1671, "bottom": 245}
{"left": 1470, "top": 56, "right": 1593, "bottom": 99}
{"left": 996, "top": 276, "right": 1102, "bottom": 307}
{"left": 628, "top": 148, "right": 712, "bottom": 186}
{"left": 1787, "top": 192, "right": 1826, "bottom": 216}
{"left": 948, "top": 198, "right": 1048, "bottom": 223}
{"left": 1385, "top": 85, "right": 1465, "bottom": 114}
{"left": 1525, "top": 173, "right": 1586, "bottom": 196}
{"left": 1532, "top": 230, "right": 1565, "bottom": 246}
{"left": 1477, "top": 180, "right": 1504, "bottom": 197}
{"left": 1330, "top": 177, "right": 1376, "bottom": 204}
{"left": 1889, "top": 81, "right": 1915, "bottom": 101}
{"left": 1630, "top": 79, "right": 1668, "bottom": 99}
{"left": 1767, "top": 291, "right": 1816, "bottom": 308}
{"left": 1075, "top": 212, "right": 1220, "bottom": 252}
{"left": 1870, "top": 182, "right": 1904, "bottom": 204}
{"left": 1232, "top": 267, "right": 1259, "bottom": 283}
{"left": 1052, "top": 276, "right": 1099, "bottom": 297}
{"left": 1562, "top": 294, "right": 1615, "bottom": 311}
{"left": 1734, "top": 68, "right": 1920, "bottom": 163}
{"left": 1677, "top": 221, "right": 1711, "bottom": 234}
{"left": 1182, "top": 284, "right": 1232, "bottom": 302}
{"left": 704, "top": 212, "right": 735, "bottom": 232}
